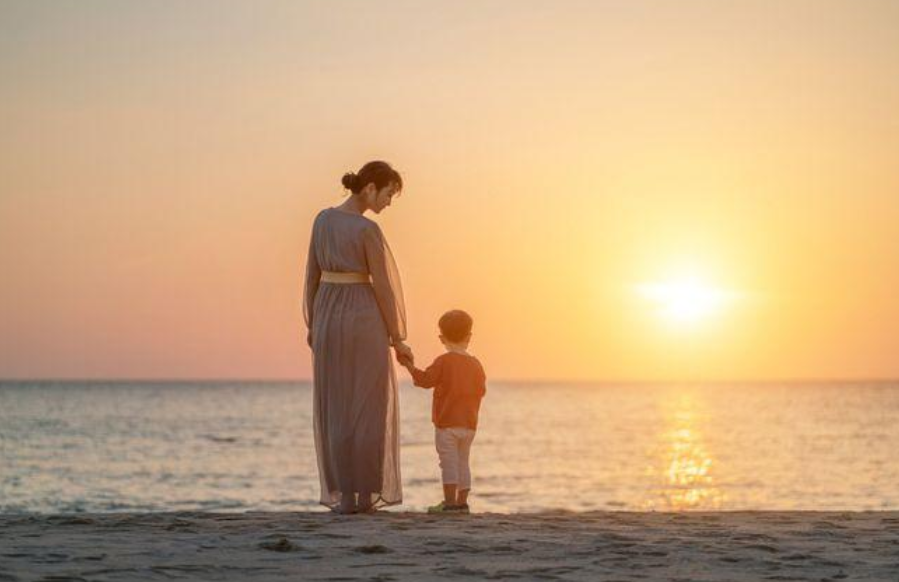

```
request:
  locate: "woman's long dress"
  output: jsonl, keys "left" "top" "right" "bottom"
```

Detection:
{"left": 303, "top": 207, "right": 406, "bottom": 509}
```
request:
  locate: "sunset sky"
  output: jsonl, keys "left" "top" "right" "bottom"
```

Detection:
{"left": 1, "top": 0, "right": 897, "bottom": 381}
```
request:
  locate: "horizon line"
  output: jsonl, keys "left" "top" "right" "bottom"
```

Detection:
{"left": 1, "top": 376, "right": 897, "bottom": 386}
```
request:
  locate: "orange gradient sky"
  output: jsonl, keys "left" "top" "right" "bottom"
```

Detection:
{"left": 1, "top": 1, "right": 898, "bottom": 381}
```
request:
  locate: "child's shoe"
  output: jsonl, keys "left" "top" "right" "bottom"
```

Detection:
{"left": 427, "top": 501, "right": 467, "bottom": 514}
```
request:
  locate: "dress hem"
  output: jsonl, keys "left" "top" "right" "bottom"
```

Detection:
{"left": 319, "top": 497, "right": 403, "bottom": 511}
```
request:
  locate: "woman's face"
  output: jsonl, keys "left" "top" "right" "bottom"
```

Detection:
{"left": 365, "top": 182, "right": 400, "bottom": 214}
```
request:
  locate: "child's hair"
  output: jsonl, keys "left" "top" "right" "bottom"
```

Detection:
{"left": 439, "top": 309, "right": 473, "bottom": 343}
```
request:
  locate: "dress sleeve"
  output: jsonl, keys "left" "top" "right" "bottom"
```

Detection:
{"left": 410, "top": 358, "right": 443, "bottom": 389}
{"left": 302, "top": 221, "right": 321, "bottom": 331}
{"left": 362, "top": 222, "right": 407, "bottom": 344}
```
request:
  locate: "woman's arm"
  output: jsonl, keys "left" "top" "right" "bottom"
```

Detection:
{"left": 362, "top": 223, "right": 407, "bottom": 345}
{"left": 302, "top": 228, "right": 321, "bottom": 347}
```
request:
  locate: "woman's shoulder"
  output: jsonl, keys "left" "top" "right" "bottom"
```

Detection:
{"left": 319, "top": 207, "right": 380, "bottom": 228}
{"left": 313, "top": 207, "right": 331, "bottom": 224}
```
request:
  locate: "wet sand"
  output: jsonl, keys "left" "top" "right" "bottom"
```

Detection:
{"left": 2, "top": 511, "right": 898, "bottom": 581}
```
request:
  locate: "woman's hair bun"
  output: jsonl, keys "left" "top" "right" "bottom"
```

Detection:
{"left": 341, "top": 172, "right": 358, "bottom": 190}
{"left": 340, "top": 161, "right": 402, "bottom": 195}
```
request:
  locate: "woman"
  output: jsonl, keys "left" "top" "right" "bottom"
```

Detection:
{"left": 303, "top": 160, "right": 414, "bottom": 514}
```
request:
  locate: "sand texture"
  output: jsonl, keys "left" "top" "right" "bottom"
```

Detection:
{"left": 2, "top": 511, "right": 899, "bottom": 581}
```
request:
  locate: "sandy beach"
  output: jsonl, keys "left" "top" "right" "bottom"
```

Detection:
{"left": 2, "top": 511, "right": 898, "bottom": 581}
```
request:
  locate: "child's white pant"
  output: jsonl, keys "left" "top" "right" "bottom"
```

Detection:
{"left": 435, "top": 427, "right": 476, "bottom": 489}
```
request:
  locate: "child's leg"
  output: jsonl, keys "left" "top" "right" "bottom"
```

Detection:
{"left": 435, "top": 428, "right": 460, "bottom": 504}
{"left": 456, "top": 429, "right": 476, "bottom": 505}
{"left": 442, "top": 483, "right": 458, "bottom": 505}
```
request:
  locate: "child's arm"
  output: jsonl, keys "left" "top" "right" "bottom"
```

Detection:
{"left": 408, "top": 357, "right": 443, "bottom": 389}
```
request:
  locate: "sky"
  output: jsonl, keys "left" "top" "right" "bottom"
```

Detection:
{"left": 1, "top": 0, "right": 898, "bottom": 382}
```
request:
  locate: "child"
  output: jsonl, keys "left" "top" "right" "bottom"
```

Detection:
{"left": 399, "top": 309, "right": 487, "bottom": 514}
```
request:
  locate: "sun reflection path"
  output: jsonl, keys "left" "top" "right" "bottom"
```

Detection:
{"left": 644, "top": 392, "right": 726, "bottom": 510}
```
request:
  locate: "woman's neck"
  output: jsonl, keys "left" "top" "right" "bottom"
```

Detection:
{"left": 336, "top": 195, "right": 366, "bottom": 215}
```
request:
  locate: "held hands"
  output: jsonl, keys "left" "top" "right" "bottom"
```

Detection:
{"left": 393, "top": 341, "right": 414, "bottom": 369}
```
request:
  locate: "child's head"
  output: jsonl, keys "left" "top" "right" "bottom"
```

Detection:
{"left": 438, "top": 309, "right": 473, "bottom": 348}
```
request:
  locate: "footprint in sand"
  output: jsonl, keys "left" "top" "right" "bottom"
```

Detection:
{"left": 353, "top": 544, "right": 392, "bottom": 554}
{"left": 258, "top": 537, "right": 303, "bottom": 552}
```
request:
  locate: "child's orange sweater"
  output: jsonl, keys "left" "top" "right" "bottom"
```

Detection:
{"left": 409, "top": 352, "right": 486, "bottom": 430}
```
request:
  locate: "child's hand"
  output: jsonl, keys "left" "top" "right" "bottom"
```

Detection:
{"left": 397, "top": 352, "right": 414, "bottom": 369}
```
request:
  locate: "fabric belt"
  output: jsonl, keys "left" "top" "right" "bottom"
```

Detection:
{"left": 320, "top": 271, "right": 370, "bottom": 284}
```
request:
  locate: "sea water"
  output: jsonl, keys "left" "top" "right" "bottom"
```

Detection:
{"left": 1, "top": 380, "right": 897, "bottom": 513}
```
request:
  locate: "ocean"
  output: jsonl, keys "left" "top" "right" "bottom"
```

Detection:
{"left": 1, "top": 380, "right": 897, "bottom": 513}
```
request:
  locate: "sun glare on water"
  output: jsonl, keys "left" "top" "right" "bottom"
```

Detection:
{"left": 636, "top": 275, "right": 735, "bottom": 326}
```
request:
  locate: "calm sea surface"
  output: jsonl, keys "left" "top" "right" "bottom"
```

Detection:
{"left": 1, "top": 380, "right": 898, "bottom": 513}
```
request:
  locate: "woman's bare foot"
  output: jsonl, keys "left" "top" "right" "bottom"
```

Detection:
{"left": 337, "top": 495, "right": 357, "bottom": 515}
{"left": 329, "top": 504, "right": 356, "bottom": 515}
{"left": 356, "top": 491, "right": 377, "bottom": 514}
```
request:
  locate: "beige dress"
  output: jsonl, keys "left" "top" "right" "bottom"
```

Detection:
{"left": 303, "top": 207, "right": 406, "bottom": 509}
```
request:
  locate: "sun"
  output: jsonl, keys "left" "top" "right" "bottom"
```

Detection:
{"left": 636, "top": 276, "right": 733, "bottom": 325}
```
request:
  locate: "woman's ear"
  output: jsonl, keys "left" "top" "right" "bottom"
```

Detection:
{"left": 361, "top": 182, "right": 377, "bottom": 197}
